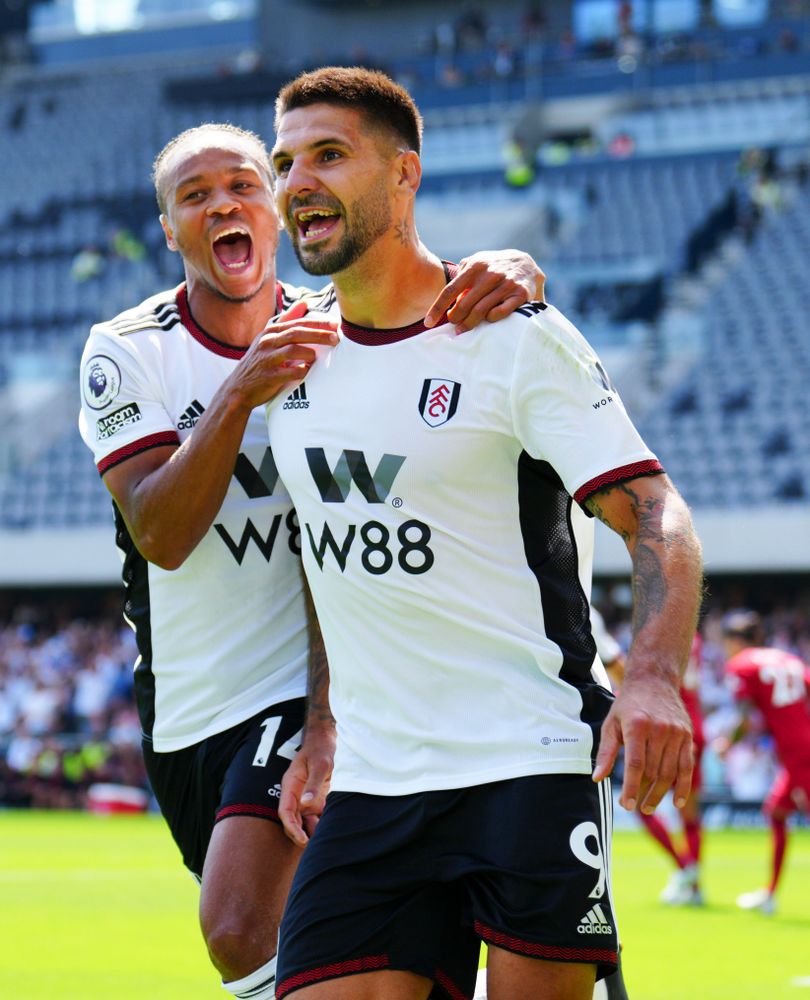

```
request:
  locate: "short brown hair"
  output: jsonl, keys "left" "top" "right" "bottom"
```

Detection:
{"left": 275, "top": 66, "right": 423, "bottom": 156}
{"left": 152, "top": 122, "right": 273, "bottom": 214}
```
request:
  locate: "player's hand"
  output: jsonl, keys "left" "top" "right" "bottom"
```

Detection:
{"left": 592, "top": 672, "right": 694, "bottom": 815}
{"left": 424, "top": 250, "right": 546, "bottom": 333}
{"left": 278, "top": 725, "right": 335, "bottom": 847}
{"left": 231, "top": 301, "right": 338, "bottom": 410}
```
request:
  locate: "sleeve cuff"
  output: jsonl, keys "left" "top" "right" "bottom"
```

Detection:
{"left": 574, "top": 459, "right": 665, "bottom": 512}
{"left": 97, "top": 431, "right": 180, "bottom": 475}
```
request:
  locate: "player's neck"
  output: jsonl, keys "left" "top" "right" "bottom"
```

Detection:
{"left": 185, "top": 276, "right": 279, "bottom": 348}
{"left": 332, "top": 240, "right": 446, "bottom": 330}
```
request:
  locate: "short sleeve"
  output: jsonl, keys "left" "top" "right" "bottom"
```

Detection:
{"left": 510, "top": 305, "right": 662, "bottom": 509}
{"left": 78, "top": 328, "right": 179, "bottom": 475}
{"left": 725, "top": 664, "right": 753, "bottom": 702}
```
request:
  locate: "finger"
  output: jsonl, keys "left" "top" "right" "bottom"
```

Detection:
{"left": 617, "top": 728, "right": 647, "bottom": 811}
{"left": 278, "top": 789, "right": 308, "bottom": 847}
{"left": 448, "top": 288, "right": 525, "bottom": 332}
{"left": 281, "top": 813, "right": 308, "bottom": 847}
{"left": 535, "top": 267, "right": 547, "bottom": 302}
{"left": 480, "top": 291, "right": 530, "bottom": 324}
{"left": 672, "top": 738, "right": 695, "bottom": 810}
{"left": 425, "top": 266, "right": 497, "bottom": 327}
{"left": 260, "top": 323, "right": 338, "bottom": 345}
{"left": 636, "top": 728, "right": 668, "bottom": 815}
{"left": 444, "top": 273, "right": 506, "bottom": 328}
{"left": 277, "top": 301, "right": 309, "bottom": 323}
{"left": 592, "top": 717, "right": 621, "bottom": 784}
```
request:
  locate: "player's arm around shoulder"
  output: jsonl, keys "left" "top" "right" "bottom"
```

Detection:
{"left": 586, "top": 473, "right": 704, "bottom": 814}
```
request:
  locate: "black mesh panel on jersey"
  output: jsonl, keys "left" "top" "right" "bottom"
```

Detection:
{"left": 516, "top": 453, "right": 613, "bottom": 758}
{"left": 114, "top": 502, "right": 155, "bottom": 739}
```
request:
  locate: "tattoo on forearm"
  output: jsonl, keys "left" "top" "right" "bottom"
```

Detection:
{"left": 587, "top": 481, "right": 668, "bottom": 633}
{"left": 585, "top": 492, "right": 629, "bottom": 541}
{"left": 307, "top": 638, "right": 334, "bottom": 725}
{"left": 394, "top": 220, "right": 410, "bottom": 245}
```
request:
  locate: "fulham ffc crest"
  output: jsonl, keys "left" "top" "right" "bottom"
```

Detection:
{"left": 419, "top": 378, "right": 460, "bottom": 427}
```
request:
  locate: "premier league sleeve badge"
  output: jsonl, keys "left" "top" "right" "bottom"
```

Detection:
{"left": 83, "top": 355, "right": 122, "bottom": 410}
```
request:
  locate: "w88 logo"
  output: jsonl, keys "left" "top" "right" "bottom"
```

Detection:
{"left": 305, "top": 518, "right": 434, "bottom": 576}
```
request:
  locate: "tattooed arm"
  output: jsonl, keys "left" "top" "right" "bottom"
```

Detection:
{"left": 588, "top": 473, "right": 703, "bottom": 814}
{"left": 279, "top": 578, "right": 336, "bottom": 846}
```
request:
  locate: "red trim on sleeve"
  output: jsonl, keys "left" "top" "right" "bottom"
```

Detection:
{"left": 574, "top": 459, "right": 664, "bottom": 506}
{"left": 475, "top": 921, "right": 617, "bottom": 965}
{"left": 277, "top": 955, "right": 390, "bottom": 999}
{"left": 97, "top": 431, "right": 179, "bottom": 475}
{"left": 214, "top": 803, "right": 280, "bottom": 824}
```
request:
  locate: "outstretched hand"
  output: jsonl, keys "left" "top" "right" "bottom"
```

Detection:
{"left": 424, "top": 249, "right": 546, "bottom": 332}
{"left": 593, "top": 672, "right": 694, "bottom": 814}
{"left": 279, "top": 726, "right": 335, "bottom": 847}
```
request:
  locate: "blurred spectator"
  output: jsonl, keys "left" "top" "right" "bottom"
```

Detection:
{"left": 110, "top": 227, "right": 146, "bottom": 263}
{"left": 0, "top": 602, "right": 147, "bottom": 809}
{"left": 71, "top": 245, "right": 105, "bottom": 284}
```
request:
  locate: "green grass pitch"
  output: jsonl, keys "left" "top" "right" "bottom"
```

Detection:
{"left": 1, "top": 811, "right": 808, "bottom": 998}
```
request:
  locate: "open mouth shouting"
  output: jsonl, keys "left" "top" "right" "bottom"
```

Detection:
{"left": 212, "top": 226, "right": 254, "bottom": 271}
{"left": 294, "top": 207, "right": 342, "bottom": 245}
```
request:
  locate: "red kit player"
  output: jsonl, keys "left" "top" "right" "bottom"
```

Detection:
{"left": 721, "top": 610, "right": 810, "bottom": 915}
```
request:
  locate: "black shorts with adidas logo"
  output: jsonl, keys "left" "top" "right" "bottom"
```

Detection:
{"left": 142, "top": 698, "right": 305, "bottom": 880}
{"left": 276, "top": 772, "right": 619, "bottom": 999}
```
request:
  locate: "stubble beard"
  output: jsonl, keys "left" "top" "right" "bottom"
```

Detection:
{"left": 292, "top": 179, "right": 392, "bottom": 277}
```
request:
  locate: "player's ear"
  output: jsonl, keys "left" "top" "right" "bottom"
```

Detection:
{"left": 395, "top": 150, "right": 421, "bottom": 197}
{"left": 160, "top": 214, "right": 178, "bottom": 252}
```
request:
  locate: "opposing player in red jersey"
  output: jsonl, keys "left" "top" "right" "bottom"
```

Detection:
{"left": 721, "top": 610, "right": 810, "bottom": 915}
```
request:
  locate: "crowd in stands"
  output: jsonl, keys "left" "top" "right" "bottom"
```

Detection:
{"left": 298, "top": 2, "right": 810, "bottom": 95}
{"left": 595, "top": 579, "right": 810, "bottom": 808}
{"left": 1, "top": 582, "right": 809, "bottom": 812}
{"left": 0, "top": 594, "right": 145, "bottom": 809}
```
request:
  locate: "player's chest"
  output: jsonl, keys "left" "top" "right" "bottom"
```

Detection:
{"left": 270, "top": 341, "right": 511, "bottom": 491}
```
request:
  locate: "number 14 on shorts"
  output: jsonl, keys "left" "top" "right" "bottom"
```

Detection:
{"left": 252, "top": 717, "right": 303, "bottom": 768}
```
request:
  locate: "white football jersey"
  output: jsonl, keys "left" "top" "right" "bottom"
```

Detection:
{"left": 267, "top": 301, "right": 662, "bottom": 795}
{"left": 79, "top": 282, "right": 335, "bottom": 751}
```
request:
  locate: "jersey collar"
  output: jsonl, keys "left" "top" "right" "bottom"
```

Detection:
{"left": 340, "top": 262, "right": 458, "bottom": 345}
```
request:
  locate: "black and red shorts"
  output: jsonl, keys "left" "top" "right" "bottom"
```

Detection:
{"left": 277, "top": 773, "right": 618, "bottom": 1000}
{"left": 142, "top": 697, "right": 305, "bottom": 879}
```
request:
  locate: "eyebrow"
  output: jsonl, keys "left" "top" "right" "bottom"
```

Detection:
{"left": 174, "top": 163, "right": 262, "bottom": 192}
{"left": 271, "top": 137, "right": 349, "bottom": 163}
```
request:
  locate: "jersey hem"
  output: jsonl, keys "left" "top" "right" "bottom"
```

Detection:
{"left": 329, "top": 758, "right": 593, "bottom": 796}
{"left": 149, "top": 684, "right": 306, "bottom": 752}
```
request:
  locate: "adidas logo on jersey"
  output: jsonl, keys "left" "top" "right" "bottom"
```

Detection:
{"left": 178, "top": 399, "right": 205, "bottom": 430}
{"left": 283, "top": 385, "right": 310, "bottom": 410}
{"left": 577, "top": 903, "right": 613, "bottom": 935}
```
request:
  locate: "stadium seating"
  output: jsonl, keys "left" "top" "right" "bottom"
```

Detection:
{"left": 0, "top": 10, "right": 810, "bottom": 530}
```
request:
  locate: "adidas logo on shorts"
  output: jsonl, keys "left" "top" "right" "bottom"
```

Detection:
{"left": 577, "top": 903, "right": 613, "bottom": 935}
{"left": 178, "top": 399, "right": 205, "bottom": 430}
